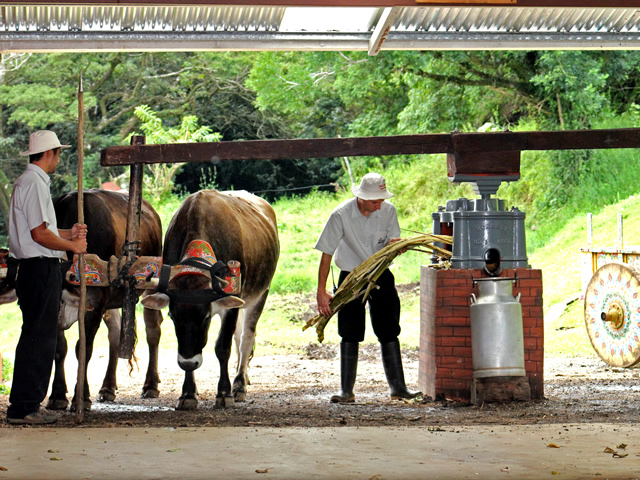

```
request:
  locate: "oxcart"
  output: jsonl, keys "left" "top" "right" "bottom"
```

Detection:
{"left": 582, "top": 212, "right": 640, "bottom": 367}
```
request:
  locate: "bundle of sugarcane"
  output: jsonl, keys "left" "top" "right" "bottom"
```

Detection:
{"left": 303, "top": 233, "right": 453, "bottom": 343}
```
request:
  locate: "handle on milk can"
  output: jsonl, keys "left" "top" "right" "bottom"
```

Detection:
{"left": 470, "top": 293, "right": 477, "bottom": 304}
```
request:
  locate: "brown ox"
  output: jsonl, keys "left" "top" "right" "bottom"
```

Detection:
{"left": 48, "top": 189, "right": 163, "bottom": 411}
{"left": 142, "top": 190, "right": 279, "bottom": 410}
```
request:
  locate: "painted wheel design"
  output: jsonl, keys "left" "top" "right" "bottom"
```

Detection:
{"left": 584, "top": 262, "right": 640, "bottom": 367}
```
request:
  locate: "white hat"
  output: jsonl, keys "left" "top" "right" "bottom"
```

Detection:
{"left": 351, "top": 173, "right": 394, "bottom": 200}
{"left": 20, "top": 130, "right": 71, "bottom": 156}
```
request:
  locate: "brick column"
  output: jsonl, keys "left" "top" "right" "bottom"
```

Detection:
{"left": 419, "top": 267, "right": 544, "bottom": 401}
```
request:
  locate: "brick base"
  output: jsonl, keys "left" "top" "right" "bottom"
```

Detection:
{"left": 419, "top": 267, "right": 544, "bottom": 402}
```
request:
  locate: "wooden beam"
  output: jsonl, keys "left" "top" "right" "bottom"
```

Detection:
{"left": 451, "top": 128, "right": 640, "bottom": 153}
{"left": 101, "top": 134, "right": 452, "bottom": 166}
{"left": 101, "top": 128, "right": 640, "bottom": 166}
{"left": 447, "top": 150, "right": 520, "bottom": 177}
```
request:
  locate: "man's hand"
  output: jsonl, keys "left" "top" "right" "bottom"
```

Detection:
{"left": 317, "top": 289, "right": 334, "bottom": 317}
{"left": 71, "top": 223, "right": 87, "bottom": 239}
{"left": 388, "top": 237, "right": 407, "bottom": 254}
{"left": 63, "top": 223, "right": 88, "bottom": 254}
{"left": 70, "top": 236, "right": 88, "bottom": 255}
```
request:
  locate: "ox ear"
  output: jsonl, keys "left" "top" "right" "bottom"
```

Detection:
{"left": 141, "top": 291, "right": 170, "bottom": 310}
{"left": 215, "top": 295, "right": 245, "bottom": 309}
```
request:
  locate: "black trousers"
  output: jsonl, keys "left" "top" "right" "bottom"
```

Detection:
{"left": 7, "top": 258, "right": 61, "bottom": 418}
{"left": 337, "top": 268, "right": 401, "bottom": 344}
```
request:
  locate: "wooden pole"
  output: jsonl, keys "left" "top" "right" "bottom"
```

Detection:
{"left": 74, "top": 74, "right": 87, "bottom": 424}
{"left": 119, "top": 135, "right": 145, "bottom": 359}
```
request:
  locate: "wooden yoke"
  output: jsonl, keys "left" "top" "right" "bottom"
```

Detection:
{"left": 63, "top": 253, "right": 241, "bottom": 295}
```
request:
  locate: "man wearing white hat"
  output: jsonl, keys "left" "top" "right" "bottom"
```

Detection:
{"left": 315, "top": 172, "right": 421, "bottom": 403}
{"left": 6, "top": 130, "right": 87, "bottom": 425}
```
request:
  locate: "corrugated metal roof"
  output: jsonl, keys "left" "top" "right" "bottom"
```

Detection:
{"left": 393, "top": 6, "right": 640, "bottom": 33}
{"left": 2, "top": 5, "right": 640, "bottom": 53}
{"left": 0, "top": 5, "right": 287, "bottom": 32}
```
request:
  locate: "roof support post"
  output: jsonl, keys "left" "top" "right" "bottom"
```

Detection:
{"left": 368, "top": 7, "right": 399, "bottom": 56}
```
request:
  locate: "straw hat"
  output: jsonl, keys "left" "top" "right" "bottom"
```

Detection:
{"left": 20, "top": 130, "right": 71, "bottom": 156}
{"left": 351, "top": 173, "right": 394, "bottom": 200}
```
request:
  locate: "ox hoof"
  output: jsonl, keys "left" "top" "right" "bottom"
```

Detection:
{"left": 69, "top": 400, "right": 92, "bottom": 412}
{"left": 141, "top": 388, "right": 159, "bottom": 399}
{"left": 215, "top": 394, "right": 235, "bottom": 408}
{"left": 233, "top": 389, "right": 246, "bottom": 402}
{"left": 98, "top": 390, "right": 116, "bottom": 403}
{"left": 46, "top": 398, "right": 69, "bottom": 411}
{"left": 176, "top": 397, "right": 198, "bottom": 410}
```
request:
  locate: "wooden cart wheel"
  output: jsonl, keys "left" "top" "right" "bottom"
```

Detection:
{"left": 584, "top": 262, "right": 640, "bottom": 367}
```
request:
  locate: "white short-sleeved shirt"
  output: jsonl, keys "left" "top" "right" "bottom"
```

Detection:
{"left": 315, "top": 197, "right": 401, "bottom": 271}
{"left": 9, "top": 163, "right": 64, "bottom": 260}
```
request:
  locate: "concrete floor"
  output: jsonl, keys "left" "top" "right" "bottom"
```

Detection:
{"left": 1, "top": 424, "right": 639, "bottom": 479}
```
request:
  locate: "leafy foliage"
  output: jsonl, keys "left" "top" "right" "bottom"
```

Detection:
{"left": 131, "top": 104, "right": 222, "bottom": 203}
{"left": 2, "top": 50, "right": 640, "bottom": 244}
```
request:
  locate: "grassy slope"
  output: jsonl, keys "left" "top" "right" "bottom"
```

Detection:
{"left": 529, "top": 193, "right": 640, "bottom": 358}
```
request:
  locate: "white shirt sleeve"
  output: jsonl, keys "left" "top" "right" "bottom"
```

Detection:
{"left": 315, "top": 209, "right": 343, "bottom": 256}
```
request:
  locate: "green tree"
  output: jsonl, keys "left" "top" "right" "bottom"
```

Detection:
{"left": 131, "top": 104, "right": 221, "bottom": 203}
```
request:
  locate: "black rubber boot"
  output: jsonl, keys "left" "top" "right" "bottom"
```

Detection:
{"left": 381, "top": 340, "right": 422, "bottom": 400}
{"left": 330, "top": 342, "right": 358, "bottom": 403}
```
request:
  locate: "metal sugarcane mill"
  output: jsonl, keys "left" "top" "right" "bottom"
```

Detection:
{"left": 419, "top": 149, "right": 544, "bottom": 404}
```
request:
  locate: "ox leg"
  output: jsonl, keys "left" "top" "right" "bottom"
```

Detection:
{"left": 233, "top": 310, "right": 252, "bottom": 387}
{"left": 46, "top": 329, "right": 70, "bottom": 411}
{"left": 177, "top": 370, "right": 198, "bottom": 411}
{"left": 70, "top": 311, "right": 102, "bottom": 412}
{"left": 98, "top": 309, "right": 121, "bottom": 402}
{"left": 233, "top": 313, "right": 243, "bottom": 376}
{"left": 233, "top": 292, "right": 268, "bottom": 402}
{"left": 141, "top": 307, "right": 163, "bottom": 399}
{"left": 215, "top": 309, "right": 239, "bottom": 408}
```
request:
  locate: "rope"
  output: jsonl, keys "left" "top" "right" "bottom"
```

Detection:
{"left": 111, "top": 241, "right": 142, "bottom": 305}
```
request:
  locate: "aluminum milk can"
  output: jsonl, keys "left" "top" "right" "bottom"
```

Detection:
{"left": 470, "top": 277, "right": 525, "bottom": 378}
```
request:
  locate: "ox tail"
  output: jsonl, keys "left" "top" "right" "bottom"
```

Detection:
{"left": 127, "top": 336, "right": 139, "bottom": 377}
{"left": 103, "top": 308, "right": 139, "bottom": 377}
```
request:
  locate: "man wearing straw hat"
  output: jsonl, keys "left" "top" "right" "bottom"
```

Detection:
{"left": 6, "top": 130, "right": 87, "bottom": 425}
{"left": 315, "top": 172, "right": 421, "bottom": 403}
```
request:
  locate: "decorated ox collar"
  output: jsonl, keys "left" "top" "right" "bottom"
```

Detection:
{"left": 152, "top": 239, "right": 242, "bottom": 302}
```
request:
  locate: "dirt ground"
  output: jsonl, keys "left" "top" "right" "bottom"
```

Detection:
{"left": 2, "top": 342, "right": 640, "bottom": 429}
{"left": 2, "top": 284, "right": 640, "bottom": 429}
